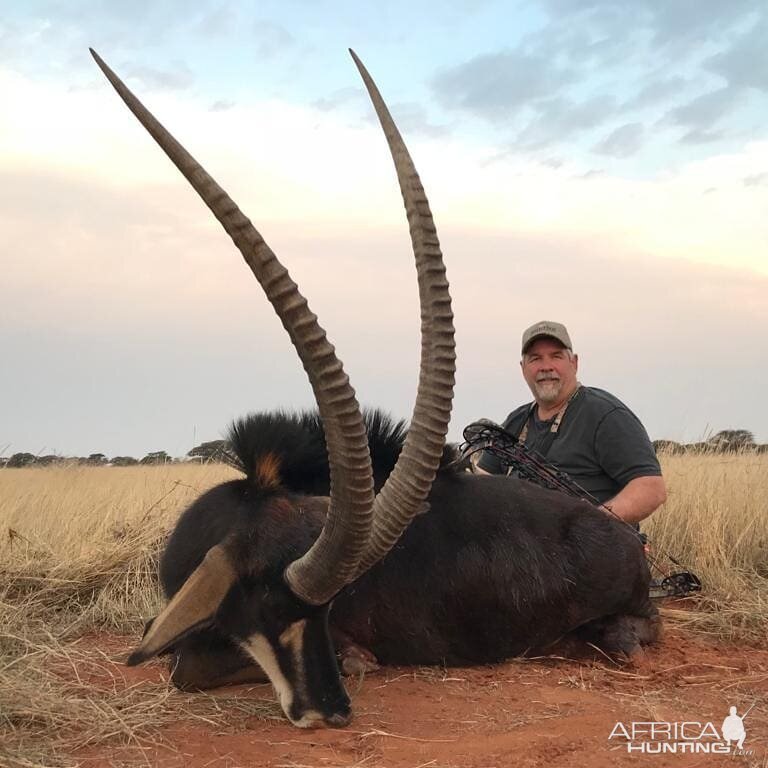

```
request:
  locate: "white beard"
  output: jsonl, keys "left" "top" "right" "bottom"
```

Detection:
{"left": 534, "top": 378, "right": 562, "bottom": 405}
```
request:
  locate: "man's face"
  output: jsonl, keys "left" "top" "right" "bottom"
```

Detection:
{"left": 520, "top": 338, "right": 579, "bottom": 406}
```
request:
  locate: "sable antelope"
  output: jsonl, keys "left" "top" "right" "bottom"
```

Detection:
{"left": 91, "top": 50, "right": 659, "bottom": 729}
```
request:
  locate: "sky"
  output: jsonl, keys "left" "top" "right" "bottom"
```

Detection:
{"left": 1, "top": 0, "right": 766, "bottom": 459}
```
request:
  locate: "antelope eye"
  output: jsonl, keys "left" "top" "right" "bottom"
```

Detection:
{"left": 262, "top": 588, "right": 304, "bottom": 623}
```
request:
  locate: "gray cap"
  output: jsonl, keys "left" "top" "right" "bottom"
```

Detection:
{"left": 521, "top": 321, "right": 572, "bottom": 354}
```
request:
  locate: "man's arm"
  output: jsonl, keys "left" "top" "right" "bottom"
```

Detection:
{"left": 593, "top": 404, "right": 665, "bottom": 523}
{"left": 604, "top": 475, "right": 667, "bottom": 524}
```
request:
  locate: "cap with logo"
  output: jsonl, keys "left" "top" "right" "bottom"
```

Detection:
{"left": 521, "top": 321, "right": 572, "bottom": 355}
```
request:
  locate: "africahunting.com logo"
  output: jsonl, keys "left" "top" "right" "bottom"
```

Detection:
{"left": 609, "top": 704, "right": 755, "bottom": 755}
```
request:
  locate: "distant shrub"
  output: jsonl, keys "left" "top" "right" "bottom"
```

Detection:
{"left": 111, "top": 456, "right": 139, "bottom": 467}
{"left": 6, "top": 452, "right": 37, "bottom": 468}
{"left": 140, "top": 451, "right": 171, "bottom": 465}
{"left": 653, "top": 440, "right": 684, "bottom": 455}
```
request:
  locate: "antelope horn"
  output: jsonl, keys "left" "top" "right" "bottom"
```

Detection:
{"left": 91, "top": 49, "right": 373, "bottom": 605}
{"left": 347, "top": 50, "right": 456, "bottom": 576}
{"left": 127, "top": 543, "right": 236, "bottom": 665}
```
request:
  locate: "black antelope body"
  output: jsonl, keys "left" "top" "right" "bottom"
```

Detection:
{"left": 91, "top": 50, "right": 659, "bottom": 729}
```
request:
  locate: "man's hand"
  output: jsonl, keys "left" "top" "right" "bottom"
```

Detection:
{"left": 603, "top": 476, "right": 667, "bottom": 523}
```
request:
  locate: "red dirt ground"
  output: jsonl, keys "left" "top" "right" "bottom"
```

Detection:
{"left": 75, "top": 627, "right": 767, "bottom": 768}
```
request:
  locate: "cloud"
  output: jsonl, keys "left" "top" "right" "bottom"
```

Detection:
{"left": 364, "top": 102, "right": 451, "bottom": 138}
{"left": 431, "top": 50, "right": 574, "bottom": 123}
{"left": 0, "top": 18, "right": 20, "bottom": 61}
{"left": 640, "top": 0, "right": 757, "bottom": 48}
{"left": 252, "top": 20, "right": 294, "bottom": 59}
{"left": 195, "top": 5, "right": 237, "bottom": 38}
{"left": 431, "top": 48, "right": 626, "bottom": 151}
{"left": 6, "top": 58, "right": 766, "bottom": 281}
{"left": 680, "top": 128, "right": 725, "bottom": 145}
{"left": 665, "top": 87, "right": 741, "bottom": 131}
{"left": 312, "top": 86, "right": 362, "bottom": 112}
{"left": 540, "top": 0, "right": 757, "bottom": 50}
{"left": 1, "top": 2, "right": 196, "bottom": 76}
{"left": 521, "top": 7, "right": 632, "bottom": 70}
{"left": 626, "top": 76, "right": 689, "bottom": 110}
{"left": 517, "top": 94, "right": 617, "bottom": 149}
{"left": 706, "top": 17, "right": 768, "bottom": 92}
{"left": 593, "top": 122, "right": 644, "bottom": 158}
{"left": 209, "top": 99, "right": 236, "bottom": 112}
{"left": 121, "top": 61, "right": 195, "bottom": 91}
{"left": 744, "top": 172, "right": 768, "bottom": 187}
{"left": 577, "top": 168, "right": 604, "bottom": 179}
{"left": 434, "top": 2, "right": 765, "bottom": 159}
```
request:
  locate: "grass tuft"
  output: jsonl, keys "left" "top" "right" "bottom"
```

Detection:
{"left": 646, "top": 451, "right": 768, "bottom": 642}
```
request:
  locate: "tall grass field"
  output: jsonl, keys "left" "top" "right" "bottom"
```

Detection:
{"left": 1, "top": 453, "right": 766, "bottom": 765}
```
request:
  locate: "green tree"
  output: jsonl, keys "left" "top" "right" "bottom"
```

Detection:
{"left": 111, "top": 456, "right": 138, "bottom": 466}
{"left": 36, "top": 454, "right": 65, "bottom": 466}
{"left": 708, "top": 430, "right": 755, "bottom": 452}
{"left": 653, "top": 440, "right": 683, "bottom": 455}
{"left": 7, "top": 452, "right": 37, "bottom": 468}
{"left": 140, "top": 451, "right": 171, "bottom": 465}
{"left": 187, "top": 439, "right": 229, "bottom": 463}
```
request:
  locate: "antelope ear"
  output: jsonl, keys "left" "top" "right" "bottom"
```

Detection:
{"left": 127, "top": 543, "right": 238, "bottom": 665}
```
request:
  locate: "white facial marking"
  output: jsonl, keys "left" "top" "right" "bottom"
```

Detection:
{"left": 241, "top": 622, "right": 325, "bottom": 728}
{"left": 240, "top": 632, "right": 294, "bottom": 716}
{"left": 279, "top": 619, "right": 307, "bottom": 699}
{"left": 292, "top": 710, "right": 326, "bottom": 728}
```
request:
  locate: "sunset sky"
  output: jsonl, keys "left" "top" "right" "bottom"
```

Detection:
{"left": 2, "top": 1, "right": 766, "bottom": 458}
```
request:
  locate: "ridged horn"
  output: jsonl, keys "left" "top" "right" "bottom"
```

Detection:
{"left": 91, "top": 49, "right": 374, "bottom": 605}
{"left": 347, "top": 51, "right": 456, "bottom": 575}
{"left": 127, "top": 543, "right": 236, "bottom": 665}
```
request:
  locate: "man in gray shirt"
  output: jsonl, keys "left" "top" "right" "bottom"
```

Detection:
{"left": 475, "top": 321, "right": 666, "bottom": 524}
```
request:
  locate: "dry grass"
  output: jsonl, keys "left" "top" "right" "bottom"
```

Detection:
{"left": 1, "top": 454, "right": 767, "bottom": 765}
{"left": 0, "top": 617, "right": 281, "bottom": 768}
{"left": 2, "top": 464, "right": 237, "bottom": 633}
{"left": 647, "top": 452, "right": 768, "bottom": 641}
